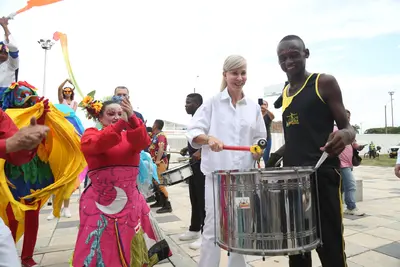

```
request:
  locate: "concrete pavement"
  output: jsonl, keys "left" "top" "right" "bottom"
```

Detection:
{"left": 16, "top": 165, "right": 400, "bottom": 266}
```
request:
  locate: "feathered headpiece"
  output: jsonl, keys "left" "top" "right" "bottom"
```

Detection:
{"left": 1, "top": 81, "right": 39, "bottom": 110}
{"left": 78, "top": 90, "right": 103, "bottom": 120}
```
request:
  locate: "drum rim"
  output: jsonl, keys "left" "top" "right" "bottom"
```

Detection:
{"left": 162, "top": 162, "right": 191, "bottom": 174}
{"left": 212, "top": 166, "right": 315, "bottom": 176}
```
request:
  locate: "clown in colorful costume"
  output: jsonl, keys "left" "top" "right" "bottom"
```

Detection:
{"left": 73, "top": 97, "right": 171, "bottom": 267}
{"left": 0, "top": 81, "right": 86, "bottom": 267}
{"left": 0, "top": 18, "right": 18, "bottom": 102}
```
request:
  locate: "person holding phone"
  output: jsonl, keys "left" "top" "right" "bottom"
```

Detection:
{"left": 113, "top": 86, "right": 145, "bottom": 123}
{"left": 259, "top": 99, "right": 274, "bottom": 164}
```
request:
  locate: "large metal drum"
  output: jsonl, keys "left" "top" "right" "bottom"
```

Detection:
{"left": 212, "top": 167, "right": 321, "bottom": 256}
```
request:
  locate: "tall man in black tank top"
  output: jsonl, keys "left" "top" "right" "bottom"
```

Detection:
{"left": 269, "top": 35, "right": 356, "bottom": 267}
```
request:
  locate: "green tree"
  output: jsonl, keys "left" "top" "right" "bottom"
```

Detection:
{"left": 364, "top": 127, "right": 400, "bottom": 134}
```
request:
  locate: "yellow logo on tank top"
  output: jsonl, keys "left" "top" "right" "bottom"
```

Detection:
{"left": 286, "top": 113, "right": 299, "bottom": 127}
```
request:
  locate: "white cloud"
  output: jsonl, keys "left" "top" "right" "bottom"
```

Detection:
{"left": 1, "top": 0, "right": 400, "bottom": 128}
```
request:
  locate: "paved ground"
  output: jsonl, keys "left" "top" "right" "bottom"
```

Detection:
{"left": 16, "top": 165, "right": 400, "bottom": 266}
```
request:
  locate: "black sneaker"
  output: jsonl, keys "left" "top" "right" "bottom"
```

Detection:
{"left": 156, "top": 201, "right": 172, "bottom": 214}
{"left": 150, "top": 201, "right": 163, "bottom": 208}
{"left": 146, "top": 196, "right": 156, "bottom": 203}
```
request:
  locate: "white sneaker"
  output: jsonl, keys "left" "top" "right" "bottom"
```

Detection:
{"left": 179, "top": 231, "right": 200, "bottom": 241}
{"left": 47, "top": 212, "right": 55, "bottom": 220}
{"left": 344, "top": 208, "right": 365, "bottom": 216}
{"left": 189, "top": 238, "right": 202, "bottom": 250}
{"left": 62, "top": 207, "right": 72, "bottom": 218}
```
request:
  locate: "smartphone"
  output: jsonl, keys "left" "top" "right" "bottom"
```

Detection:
{"left": 258, "top": 98, "right": 263, "bottom": 106}
{"left": 111, "top": 95, "right": 124, "bottom": 103}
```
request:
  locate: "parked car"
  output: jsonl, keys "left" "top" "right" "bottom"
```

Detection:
{"left": 389, "top": 143, "right": 400, "bottom": 158}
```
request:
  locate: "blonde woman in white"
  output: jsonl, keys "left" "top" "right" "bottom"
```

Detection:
{"left": 186, "top": 55, "right": 266, "bottom": 267}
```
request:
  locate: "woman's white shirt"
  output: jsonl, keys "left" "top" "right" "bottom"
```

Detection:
{"left": 186, "top": 89, "right": 267, "bottom": 176}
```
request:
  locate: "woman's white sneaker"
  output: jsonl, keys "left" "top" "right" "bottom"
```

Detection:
{"left": 62, "top": 207, "right": 72, "bottom": 218}
{"left": 179, "top": 231, "right": 200, "bottom": 241}
{"left": 47, "top": 213, "right": 55, "bottom": 220}
{"left": 189, "top": 238, "right": 202, "bottom": 250}
{"left": 344, "top": 208, "right": 365, "bottom": 216}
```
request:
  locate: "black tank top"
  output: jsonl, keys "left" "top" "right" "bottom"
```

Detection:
{"left": 282, "top": 73, "right": 339, "bottom": 168}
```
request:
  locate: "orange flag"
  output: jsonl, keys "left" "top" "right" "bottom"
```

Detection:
{"left": 16, "top": 0, "right": 63, "bottom": 15}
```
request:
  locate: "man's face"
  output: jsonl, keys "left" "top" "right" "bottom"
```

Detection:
{"left": 114, "top": 88, "right": 129, "bottom": 99}
{"left": 277, "top": 39, "right": 309, "bottom": 76}
{"left": 185, "top": 97, "right": 199, "bottom": 115}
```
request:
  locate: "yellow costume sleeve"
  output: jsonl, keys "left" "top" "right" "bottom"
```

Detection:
{"left": 0, "top": 102, "right": 86, "bottom": 241}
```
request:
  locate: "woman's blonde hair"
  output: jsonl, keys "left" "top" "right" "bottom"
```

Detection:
{"left": 220, "top": 55, "right": 247, "bottom": 92}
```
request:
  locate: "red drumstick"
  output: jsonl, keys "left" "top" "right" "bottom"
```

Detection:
{"left": 222, "top": 145, "right": 252, "bottom": 151}
{"left": 221, "top": 139, "right": 267, "bottom": 152}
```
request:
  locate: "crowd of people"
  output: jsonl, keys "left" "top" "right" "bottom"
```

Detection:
{"left": 1, "top": 14, "right": 400, "bottom": 267}
{"left": 0, "top": 17, "right": 173, "bottom": 267}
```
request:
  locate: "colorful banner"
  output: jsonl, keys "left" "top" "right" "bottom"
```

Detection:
{"left": 8, "top": 0, "right": 63, "bottom": 18}
{"left": 53, "top": 31, "right": 84, "bottom": 99}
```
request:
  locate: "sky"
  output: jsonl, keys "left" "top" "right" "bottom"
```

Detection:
{"left": 1, "top": 0, "right": 400, "bottom": 131}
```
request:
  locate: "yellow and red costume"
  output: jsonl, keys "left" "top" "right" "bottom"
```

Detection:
{"left": 0, "top": 81, "right": 86, "bottom": 266}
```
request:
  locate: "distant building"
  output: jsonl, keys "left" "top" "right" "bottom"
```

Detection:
{"left": 163, "top": 120, "right": 187, "bottom": 131}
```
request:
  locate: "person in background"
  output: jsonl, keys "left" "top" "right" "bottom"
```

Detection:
{"left": 368, "top": 142, "right": 376, "bottom": 159}
{"left": 145, "top": 126, "right": 156, "bottom": 203}
{"left": 114, "top": 86, "right": 145, "bottom": 123}
{"left": 187, "top": 55, "right": 266, "bottom": 267}
{"left": 148, "top": 119, "right": 172, "bottom": 213}
{"left": 145, "top": 126, "right": 153, "bottom": 151}
{"left": 395, "top": 155, "right": 400, "bottom": 178}
{"left": 58, "top": 78, "right": 77, "bottom": 111}
{"left": 261, "top": 100, "right": 274, "bottom": 164}
{"left": 47, "top": 78, "right": 77, "bottom": 218}
{"left": 335, "top": 110, "right": 365, "bottom": 216}
{"left": 0, "top": 110, "right": 49, "bottom": 267}
{"left": 0, "top": 17, "right": 18, "bottom": 103}
{"left": 179, "top": 93, "right": 205, "bottom": 250}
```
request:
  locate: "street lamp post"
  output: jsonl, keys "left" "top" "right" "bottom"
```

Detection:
{"left": 194, "top": 75, "right": 199, "bottom": 93}
{"left": 389, "top": 91, "right": 395, "bottom": 127}
{"left": 385, "top": 104, "right": 388, "bottom": 134}
{"left": 38, "top": 39, "right": 55, "bottom": 97}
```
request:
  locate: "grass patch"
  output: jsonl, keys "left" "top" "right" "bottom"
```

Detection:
{"left": 361, "top": 154, "right": 396, "bottom": 167}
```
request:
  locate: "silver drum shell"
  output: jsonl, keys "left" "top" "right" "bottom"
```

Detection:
{"left": 212, "top": 167, "right": 321, "bottom": 256}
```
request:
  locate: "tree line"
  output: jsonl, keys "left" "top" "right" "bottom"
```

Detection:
{"left": 355, "top": 125, "right": 400, "bottom": 134}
